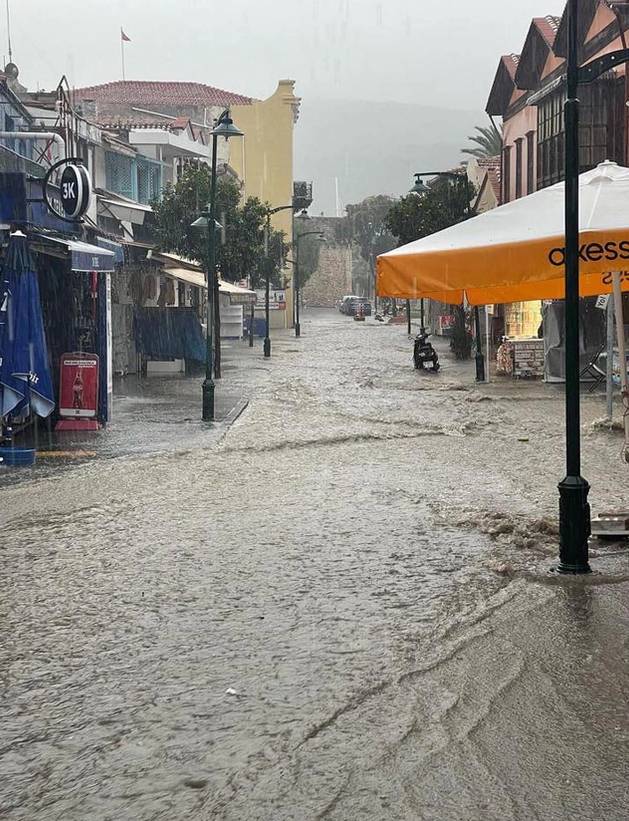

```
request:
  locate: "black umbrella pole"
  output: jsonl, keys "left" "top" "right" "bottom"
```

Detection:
{"left": 558, "top": 0, "right": 591, "bottom": 573}
{"left": 474, "top": 305, "right": 485, "bottom": 381}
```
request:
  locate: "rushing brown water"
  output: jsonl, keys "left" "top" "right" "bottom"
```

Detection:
{"left": 2, "top": 310, "right": 628, "bottom": 820}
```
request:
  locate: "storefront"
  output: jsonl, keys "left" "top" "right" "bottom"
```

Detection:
{"left": 1, "top": 170, "right": 117, "bottom": 427}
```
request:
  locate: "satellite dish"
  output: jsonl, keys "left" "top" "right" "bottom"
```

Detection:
{"left": 4, "top": 62, "right": 19, "bottom": 79}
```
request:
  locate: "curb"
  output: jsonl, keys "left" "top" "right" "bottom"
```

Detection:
{"left": 221, "top": 398, "right": 250, "bottom": 425}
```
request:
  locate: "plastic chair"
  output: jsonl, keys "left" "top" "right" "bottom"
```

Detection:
{"left": 580, "top": 342, "right": 607, "bottom": 392}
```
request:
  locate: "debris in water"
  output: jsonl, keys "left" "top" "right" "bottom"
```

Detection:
{"left": 183, "top": 777, "right": 208, "bottom": 789}
{"left": 517, "top": 436, "right": 529, "bottom": 442}
{"left": 225, "top": 687, "right": 240, "bottom": 696}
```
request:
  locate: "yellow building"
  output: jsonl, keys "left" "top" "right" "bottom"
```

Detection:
{"left": 231, "top": 80, "right": 301, "bottom": 328}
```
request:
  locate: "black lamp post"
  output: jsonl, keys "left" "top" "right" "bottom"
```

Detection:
{"left": 263, "top": 204, "right": 303, "bottom": 356}
{"left": 295, "top": 228, "right": 325, "bottom": 336}
{"left": 556, "top": 0, "right": 629, "bottom": 571}
{"left": 190, "top": 109, "right": 242, "bottom": 420}
{"left": 411, "top": 170, "right": 485, "bottom": 380}
{"left": 191, "top": 206, "right": 225, "bottom": 420}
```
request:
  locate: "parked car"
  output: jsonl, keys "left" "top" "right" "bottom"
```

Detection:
{"left": 339, "top": 295, "right": 355, "bottom": 314}
{"left": 346, "top": 296, "right": 372, "bottom": 316}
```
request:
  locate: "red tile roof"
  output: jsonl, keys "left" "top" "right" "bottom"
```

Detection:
{"left": 534, "top": 15, "right": 561, "bottom": 47}
{"left": 503, "top": 54, "right": 520, "bottom": 79}
{"left": 477, "top": 157, "right": 502, "bottom": 203}
{"left": 73, "top": 80, "right": 253, "bottom": 107}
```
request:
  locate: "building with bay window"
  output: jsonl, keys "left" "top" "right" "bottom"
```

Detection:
{"left": 485, "top": 0, "right": 629, "bottom": 357}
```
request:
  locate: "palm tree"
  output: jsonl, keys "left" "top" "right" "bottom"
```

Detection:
{"left": 461, "top": 125, "right": 502, "bottom": 159}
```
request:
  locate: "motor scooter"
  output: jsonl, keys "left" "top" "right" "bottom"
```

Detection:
{"left": 413, "top": 330, "right": 440, "bottom": 372}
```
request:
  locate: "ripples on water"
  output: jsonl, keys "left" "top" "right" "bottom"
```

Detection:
{"left": 1, "top": 312, "right": 628, "bottom": 820}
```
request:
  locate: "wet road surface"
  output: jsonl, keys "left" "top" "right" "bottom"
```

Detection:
{"left": 1, "top": 310, "right": 628, "bottom": 820}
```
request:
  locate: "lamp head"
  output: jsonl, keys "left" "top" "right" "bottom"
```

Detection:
{"left": 410, "top": 175, "right": 430, "bottom": 196}
{"left": 211, "top": 113, "right": 244, "bottom": 141}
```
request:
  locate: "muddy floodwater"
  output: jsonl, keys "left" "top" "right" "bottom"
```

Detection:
{"left": 1, "top": 310, "right": 628, "bottom": 820}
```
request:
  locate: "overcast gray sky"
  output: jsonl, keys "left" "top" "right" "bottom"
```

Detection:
{"left": 11, "top": 0, "right": 564, "bottom": 107}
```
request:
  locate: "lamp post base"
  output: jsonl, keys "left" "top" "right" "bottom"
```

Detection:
{"left": 557, "top": 475, "right": 591, "bottom": 573}
{"left": 295, "top": 322, "right": 301, "bottom": 338}
{"left": 264, "top": 338, "right": 271, "bottom": 358}
{"left": 475, "top": 351, "right": 486, "bottom": 382}
{"left": 202, "top": 378, "right": 215, "bottom": 421}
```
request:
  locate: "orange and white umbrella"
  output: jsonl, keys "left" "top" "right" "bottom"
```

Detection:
{"left": 377, "top": 160, "right": 629, "bottom": 306}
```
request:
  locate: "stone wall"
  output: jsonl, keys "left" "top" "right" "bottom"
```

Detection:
{"left": 301, "top": 217, "right": 352, "bottom": 308}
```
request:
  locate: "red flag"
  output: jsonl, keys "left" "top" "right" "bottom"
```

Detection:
{"left": 121, "top": 28, "right": 131, "bottom": 42}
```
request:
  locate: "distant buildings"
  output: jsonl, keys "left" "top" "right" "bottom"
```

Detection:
{"left": 0, "top": 60, "right": 305, "bottom": 421}
{"left": 485, "top": 1, "right": 629, "bottom": 346}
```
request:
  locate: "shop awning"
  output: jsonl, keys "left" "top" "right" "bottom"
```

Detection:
{"left": 133, "top": 307, "right": 206, "bottom": 362}
{"left": 218, "top": 279, "right": 256, "bottom": 305}
{"left": 377, "top": 160, "right": 629, "bottom": 306}
{"left": 161, "top": 267, "right": 256, "bottom": 304}
{"left": 97, "top": 194, "right": 152, "bottom": 226}
{"left": 162, "top": 267, "right": 206, "bottom": 288}
{"left": 31, "top": 235, "right": 117, "bottom": 272}
{"left": 96, "top": 236, "right": 124, "bottom": 265}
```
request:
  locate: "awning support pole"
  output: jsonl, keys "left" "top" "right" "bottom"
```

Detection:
{"left": 606, "top": 292, "right": 615, "bottom": 421}
{"left": 611, "top": 272, "right": 629, "bottom": 461}
{"left": 558, "top": 0, "right": 591, "bottom": 573}
{"left": 474, "top": 305, "right": 486, "bottom": 382}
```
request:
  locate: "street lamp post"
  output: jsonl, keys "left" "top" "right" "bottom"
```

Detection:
{"left": 191, "top": 205, "right": 221, "bottom": 420}
{"left": 264, "top": 204, "right": 304, "bottom": 355}
{"left": 412, "top": 171, "right": 485, "bottom": 381}
{"left": 557, "top": 0, "right": 629, "bottom": 571}
{"left": 295, "top": 229, "right": 325, "bottom": 337}
{"left": 190, "top": 110, "right": 243, "bottom": 421}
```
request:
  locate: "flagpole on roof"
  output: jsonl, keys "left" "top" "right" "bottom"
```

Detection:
{"left": 120, "top": 27, "right": 126, "bottom": 81}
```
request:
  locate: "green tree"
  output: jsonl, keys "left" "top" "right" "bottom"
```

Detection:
{"left": 151, "top": 164, "right": 287, "bottom": 286}
{"left": 346, "top": 195, "right": 397, "bottom": 297}
{"left": 385, "top": 176, "right": 476, "bottom": 358}
{"left": 293, "top": 220, "right": 323, "bottom": 289}
{"left": 151, "top": 164, "right": 288, "bottom": 373}
{"left": 461, "top": 124, "right": 502, "bottom": 159}
{"left": 385, "top": 176, "right": 475, "bottom": 245}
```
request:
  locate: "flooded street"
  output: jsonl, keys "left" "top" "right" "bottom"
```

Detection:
{"left": 2, "top": 310, "right": 629, "bottom": 820}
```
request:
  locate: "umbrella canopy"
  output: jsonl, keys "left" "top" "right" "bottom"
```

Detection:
{"left": 377, "top": 161, "right": 629, "bottom": 306}
{"left": 0, "top": 231, "right": 54, "bottom": 418}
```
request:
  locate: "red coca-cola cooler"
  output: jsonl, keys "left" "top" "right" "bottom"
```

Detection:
{"left": 55, "top": 352, "right": 101, "bottom": 431}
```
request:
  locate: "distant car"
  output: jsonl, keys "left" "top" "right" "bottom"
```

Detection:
{"left": 339, "top": 295, "right": 355, "bottom": 314}
{"left": 346, "top": 297, "right": 372, "bottom": 317}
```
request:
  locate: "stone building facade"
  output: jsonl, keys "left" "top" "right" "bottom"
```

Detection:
{"left": 301, "top": 217, "right": 352, "bottom": 308}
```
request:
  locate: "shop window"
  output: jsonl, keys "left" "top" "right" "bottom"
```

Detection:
{"left": 105, "top": 151, "right": 137, "bottom": 200}
{"left": 515, "top": 138, "right": 523, "bottom": 199}
{"left": 537, "top": 79, "right": 625, "bottom": 190}
{"left": 526, "top": 131, "right": 535, "bottom": 195}
{"left": 137, "top": 158, "right": 162, "bottom": 205}
{"left": 143, "top": 274, "right": 156, "bottom": 301}
{"left": 502, "top": 145, "right": 511, "bottom": 203}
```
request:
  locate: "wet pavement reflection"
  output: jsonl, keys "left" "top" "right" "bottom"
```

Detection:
{"left": 1, "top": 310, "right": 628, "bottom": 820}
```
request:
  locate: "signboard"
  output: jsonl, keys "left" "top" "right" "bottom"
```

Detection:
{"left": 42, "top": 159, "right": 92, "bottom": 223}
{"left": 437, "top": 314, "right": 455, "bottom": 335}
{"left": 255, "top": 288, "right": 286, "bottom": 310}
{"left": 60, "top": 164, "right": 91, "bottom": 219}
{"left": 596, "top": 294, "right": 610, "bottom": 310}
{"left": 59, "top": 353, "right": 99, "bottom": 418}
{"left": 512, "top": 338, "right": 545, "bottom": 379}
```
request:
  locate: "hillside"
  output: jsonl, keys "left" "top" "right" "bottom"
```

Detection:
{"left": 294, "top": 98, "right": 485, "bottom": 215}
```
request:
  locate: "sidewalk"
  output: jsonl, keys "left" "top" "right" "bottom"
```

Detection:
{"left": 0, "top": 334, "right": 274, "bottom": 486}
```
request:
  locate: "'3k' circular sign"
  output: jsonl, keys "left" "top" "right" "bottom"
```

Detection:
{"left": 60, "top": 163, "right": 92, "bottom": 219}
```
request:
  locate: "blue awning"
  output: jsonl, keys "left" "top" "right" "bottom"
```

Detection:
{"left": 31, "top": 235, "right": 116, "bottom": 272}
{"left": 133, "top": 308, "right": 206, "bottom": 362}
{"left": 96, "top": 236, "right": 125, "bottom": 265}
